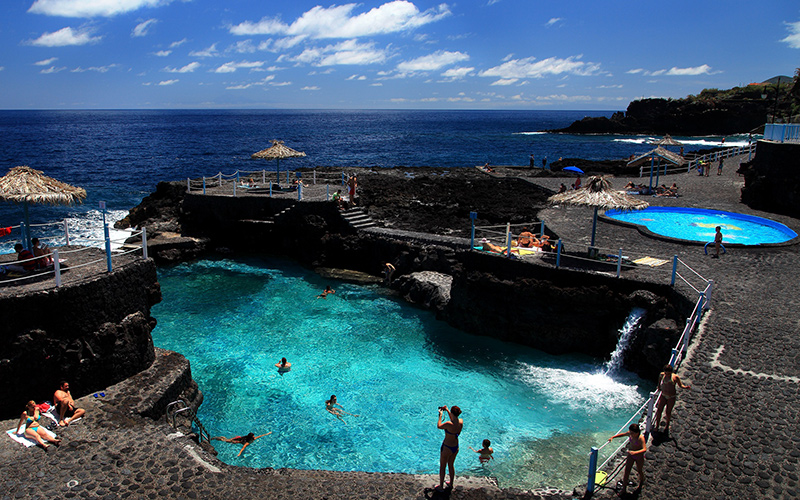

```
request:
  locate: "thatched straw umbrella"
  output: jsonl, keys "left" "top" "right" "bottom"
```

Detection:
{"left": 650, "top": 134, "right": 683, "bottom": 147}
{"left": 627, "top": 146, "right": 686, "bottom": 193}
{"left": 251, "top": 140, "right": 307, "bottom": 185}
{"left": 0, "top": 165, "right": 87, "bottom": 248}
{"left": 548, "top": 175, "right": 648, "bottom": 249}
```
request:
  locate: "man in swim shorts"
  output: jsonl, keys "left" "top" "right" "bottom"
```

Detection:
{"left": 54, "top": 381, "right": 86, "bottom": 427}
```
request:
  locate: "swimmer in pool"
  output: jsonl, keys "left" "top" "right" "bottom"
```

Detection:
{"left": 212, "top": 432, "right": 271, "bottom": 456}
{"left": 275, "top": 357, "right": 292, "bottom": 374}
{"left": 317, "top": 285, "right": 335, "bottom": 299}
{"left": 325, "top": 395, "right": 359, "bottom": 424}
{"left": 469, "top": 439, "right": 494, "bottom": 463}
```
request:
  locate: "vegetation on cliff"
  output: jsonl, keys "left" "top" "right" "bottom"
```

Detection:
{"left": 553, "top": 71, "right": 800, "bottom": 135}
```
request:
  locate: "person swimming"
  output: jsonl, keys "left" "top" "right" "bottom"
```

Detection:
{"left": 275, "top": 357, "right": 292, "bottom": 374}
{"left": 325, "top": 395, "right": 359, "bottom": 424}
{"left": 317, "top": 285, "right": 335, "bottom": 299}
{"left": 211, "top": 431, "right": 271, "bottom": 456}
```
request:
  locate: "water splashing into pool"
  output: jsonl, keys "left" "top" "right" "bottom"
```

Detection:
{"left": 151, "top": 257, "right": 652, "bottom": 490}
{"left": 604, "top": 308, "right": 646, "bottom": 375}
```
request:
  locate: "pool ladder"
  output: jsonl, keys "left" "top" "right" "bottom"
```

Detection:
{"left": 166, "top": 398, "right": 211, "bottom": 444}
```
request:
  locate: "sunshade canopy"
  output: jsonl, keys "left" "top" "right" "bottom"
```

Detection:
{"left": 0, "top": 165, "right": 86, "bottom": 205}
{"left": 548, "top": 175, "right": 649, "bottom": 211}
{"left": 251, "top": 140, "right": 307, "bottom": 161}
{"left": 626, "top": 147, "right": 686, "bottom": 168}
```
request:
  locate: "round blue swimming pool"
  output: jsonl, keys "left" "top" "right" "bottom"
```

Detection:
{"left": 603, "top": 207, "right": 798, "bottom": 245}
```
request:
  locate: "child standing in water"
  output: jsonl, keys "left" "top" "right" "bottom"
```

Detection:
{"left": 469, "top": 439, "right": 494, "bottom": 463}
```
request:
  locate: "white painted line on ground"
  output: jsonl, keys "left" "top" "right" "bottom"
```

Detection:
{"left": 710, "top": 345, "right": 800, "bottom": 383}
{"left": 184, "top": 444, "right": 222, "bottom": 473}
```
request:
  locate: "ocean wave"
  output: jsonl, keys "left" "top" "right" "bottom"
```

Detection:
{"left": 514, "top": 131, "right": 547, "bottom": 135}
{"left": 0, "top": 209, "right": 131, "bottom": 253}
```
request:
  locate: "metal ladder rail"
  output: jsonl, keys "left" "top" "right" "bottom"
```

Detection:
{"left": 167, "top": 399, "right": 211, "bottom": 443}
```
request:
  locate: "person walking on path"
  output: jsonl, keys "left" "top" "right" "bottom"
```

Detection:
{"left": 608, "top": 423, "right": 646, "bottom": 496}
{"left": 654, "top": 364, "right": 692, "bottom": 432}
{"left": 718, "top": 157, "right": 724, "bottom": 175}
{"left": 529, "top": 153, "right": 535, "bottom": 168}
{"left": 713, "top": 226, "right": 723, "bottom": 258}
{"left": 436, "top": 405, "right": 463, "bottom": 491}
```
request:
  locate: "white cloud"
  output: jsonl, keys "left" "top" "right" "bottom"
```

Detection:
{"left": 0, "top": 67, "right": 4, "bottom": 71}
{"left": 28, "top": 27, "right": 101, "bottom": 46}
{"left": 40, "top": 66, "right": 67, "bottom": 74}
{"left": 490, "top": 78, "right": 518, "bottom": 86}
{"left": 626, "top": 68, "right": 644, "bottom": 74}
{"left": 371, "top": 82, "right": 382, "bottom": 86}
{"left": 663, "top": 64, "right": 712, "bottom": 76}
{"left": 545, "top": 17, "right": 562, "bottom": 26}
{"left": 225, "top": 75, "right": 276, "bottom": 90}
{"left": 29, "top": 0, "right": 170, "bottom": 18}
{"left": 480, "top": 55, "right": 600, "bottom": 80}
{"left": 295, "top": 39, "right": 387, "bottom": 66}
{"left": 440, "top": 66, "right": 474, "bottom": 79}
{"left": 213, "top": 60, "right": 265, "bottom": 73}
{"left": 230, "top": 0, "right": 450, "bottom": 39}
{"left": 164, "top": 62, "right": 200, "bottom": 73}
{"left": 71, "top": 64, "right": 118, "bottom": 72}
{"left": 346, "top": 74, "right": 367, "bottom": 80}
{"left": 170, "top": 38, "right": 187, "bottom": 48}
{"left": 190, "top": 44, "right": 219, "bottom": 58}
{"left": 158, "top": 79, "right": 178, "bottom": 85}
{"left": 781, "top": 21, "right": 800, "bottom": 48}
{"left": 302, "top": 86, "right": 320, "bottom": 90}
{"left": 34, "top": 57, "right": 59, "bottom": 66}
{"left": 535, "top": 94, "right": 592, "bottom": 102}
{"left": 153, "top": 50, "right": 171, "bottom": 57}
{"left": 596, "top": 84, "right": 623, "bottom": 89}
{"left": 229, "top": 40, "right": 258, "bottom": 54}
{"left": 269, "top": 81, "right": 292, "bottom": 86}
{"left": 132, "top": 18, "right": 157, "bottom": 37}
{"left": 397, "top": 50, "right": 469, "bottom": 72}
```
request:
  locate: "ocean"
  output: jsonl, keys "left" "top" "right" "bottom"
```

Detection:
{"left": 0, "top": 109, "right": 746, "bottom": 241}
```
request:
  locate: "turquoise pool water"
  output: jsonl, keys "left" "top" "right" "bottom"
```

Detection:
{"left": 604, "top": 207, "right": 797, "bottom": 245}
{"left": 152, "top": 257, "right": 650, "bottom": 489}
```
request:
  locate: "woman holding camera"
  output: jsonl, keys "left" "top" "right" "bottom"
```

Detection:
{"left": 436, "top": 405, "right": 463, "bottom": 491}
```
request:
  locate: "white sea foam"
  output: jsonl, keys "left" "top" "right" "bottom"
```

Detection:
{"left": 512, "top": 362, "right": 643, "bottom": 411}
{"left": 0, "top": 209, "right": 131, "bottom": 253}
{"left": 614, "top": 136, "right": 750, "bottom": 148}
{"left": 514, "top": 131, "right": 547, "bottom": 135}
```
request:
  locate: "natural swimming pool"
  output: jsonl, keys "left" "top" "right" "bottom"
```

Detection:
{"left": 604, "top": 207, "right": 798, "bottom": 245}
{"left": 152, "top": 257, "right": 650, "bottom": 490}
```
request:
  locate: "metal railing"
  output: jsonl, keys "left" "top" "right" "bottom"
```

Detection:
{"left": 763, "top": 123, "right": 800, "bottom": 143}
{"left": 584, "top": 277, "right": 711, "bottom": 495}
{"left": 684, "top": 144, "right": 756, "bottom": 173}
{"left": 186, "top": 168, "right": 351, "bottom": 200}
{"left": 166, "top": 399, "right": 211, "bottom": 443}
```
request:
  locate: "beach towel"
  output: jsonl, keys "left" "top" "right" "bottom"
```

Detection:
{"left": 6, "top": 426, "right": 57, "bottom": 447}
{"left": 633, "top": 257, "right": 670, "bottom": 267}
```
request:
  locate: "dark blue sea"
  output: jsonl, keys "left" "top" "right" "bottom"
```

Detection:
{"left": 0, "top": 109, "right": 741, "bottom": 236}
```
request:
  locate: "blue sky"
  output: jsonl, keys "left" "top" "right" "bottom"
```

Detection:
{"left": 1, "top": 0, "right": 798, "bottom": 109}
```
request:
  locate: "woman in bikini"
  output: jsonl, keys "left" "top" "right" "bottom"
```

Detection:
{"left": 654, "top": 364, "right": 691, "bottom": 432}
{"left": 16, "top": 400, "right": 61, "bottom": 451}
{"left": 608, "top": 423, "right": 646, "bottom": 495}
{"left": 211, "top": 431, "right": 271, "bottom": 456}
{"left": 436, "top": 405, "right": 463, "bottom": 491}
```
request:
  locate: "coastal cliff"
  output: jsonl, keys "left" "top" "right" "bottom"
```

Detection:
{"left": 0, "top": 259, "right": 163, "bottom": 419}
{"left": 551, "top": 83, "right": 794, "bottom": 135}
{"left": 740, "top": 140, "right": 800, "bottom": 219}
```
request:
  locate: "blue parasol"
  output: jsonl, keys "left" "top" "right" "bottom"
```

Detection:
{"left": 563, "top": 166, "right": 584, "bottom": 174}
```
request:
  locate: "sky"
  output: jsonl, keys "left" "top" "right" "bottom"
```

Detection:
{"left": 0, "top": 0, "right": 799, "bottom": 110}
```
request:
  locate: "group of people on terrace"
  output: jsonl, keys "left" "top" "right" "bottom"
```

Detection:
{"left": 14, "top": 380, "right": 86, "bottom": 451}
{"left": 3, "top": 238, "right": 53, "bottom": 274}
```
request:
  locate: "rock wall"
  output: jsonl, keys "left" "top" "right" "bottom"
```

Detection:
{"left": 0, "top": 259, "right": 162, "bottom": 419}
{"left": 740, "top": 140, "right": 800, "bottom": 219}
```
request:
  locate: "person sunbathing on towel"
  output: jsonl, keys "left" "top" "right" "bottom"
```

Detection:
{"left": 54, "top": 381, "right": 86, "bottom": 426}
{"left": 212, "top": 432, "right": 272, "bottom": 456}
{"left": 16, "top": 400, "right": 61, "bottom": 450}
{"left": 517, "top": 229, "right": 535, "bottom": 248}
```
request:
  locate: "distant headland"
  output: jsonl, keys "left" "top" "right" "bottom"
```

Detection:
{"left": 549, "top": 74, "right": 799, "bottom": 135}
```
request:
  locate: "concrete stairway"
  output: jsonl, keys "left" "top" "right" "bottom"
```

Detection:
{"left": 340, "top": 207, "right": 376, "bottom": 230}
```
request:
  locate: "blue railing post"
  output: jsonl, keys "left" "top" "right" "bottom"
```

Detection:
{"left": 587, "top": 447, "right": 599, "bottom": 494}
{"left": 298, "top": 183, "right": 303, "bottom": 201}
{"left": 670, "top": 255, "right": 678, "bottom": 286}
{"left": 505, "top": 223, "right": 512, "bottom": 259}
{"left": 556, "top": 239, "right": 562, "bottom": 268}
{"left": 669, "top": 348, "right": 679, "bottom": 367}
{"left": 186, "top": 178, "right": 190, "bottom": 193}
{"left": 203, "top": 177, "right": 206, "bottom": 195}
{"left": 469, "top": 212, "right": 477, "bottom": 249}
{"left": 541, "top": 220, "right": 546, "bottom": 239}
{"left": 53, "top": 248, "right": 61, "bottom": 288}
{"left": 141, "top": 227, "right": 148, "bottom": 260}
{"left": 616, "top": 248, "right": 622, "bottom": 278}
{"left": 269, "top": 183, "right": 273, "bottom": 198}
{"left": 326, "top": 184, "right": 330, "bottom": 201}
{"left": 233, "top": 178, "right": 237, "bottom": 197}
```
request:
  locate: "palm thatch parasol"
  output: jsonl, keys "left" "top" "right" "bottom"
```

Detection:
{"left": 0, "top": 165, "right": 87, "bottom": 248}
{"left": 627, "top": 146, "right": 686, "bottom": 193}
{"left": 649, "top": 134, "right": 683, "bottom": 147}
{"left": 548, "top": 175, "right": 648, "bottom": 248}
{"left": 251, "top": 140, "right": 307, "bottom": 185}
